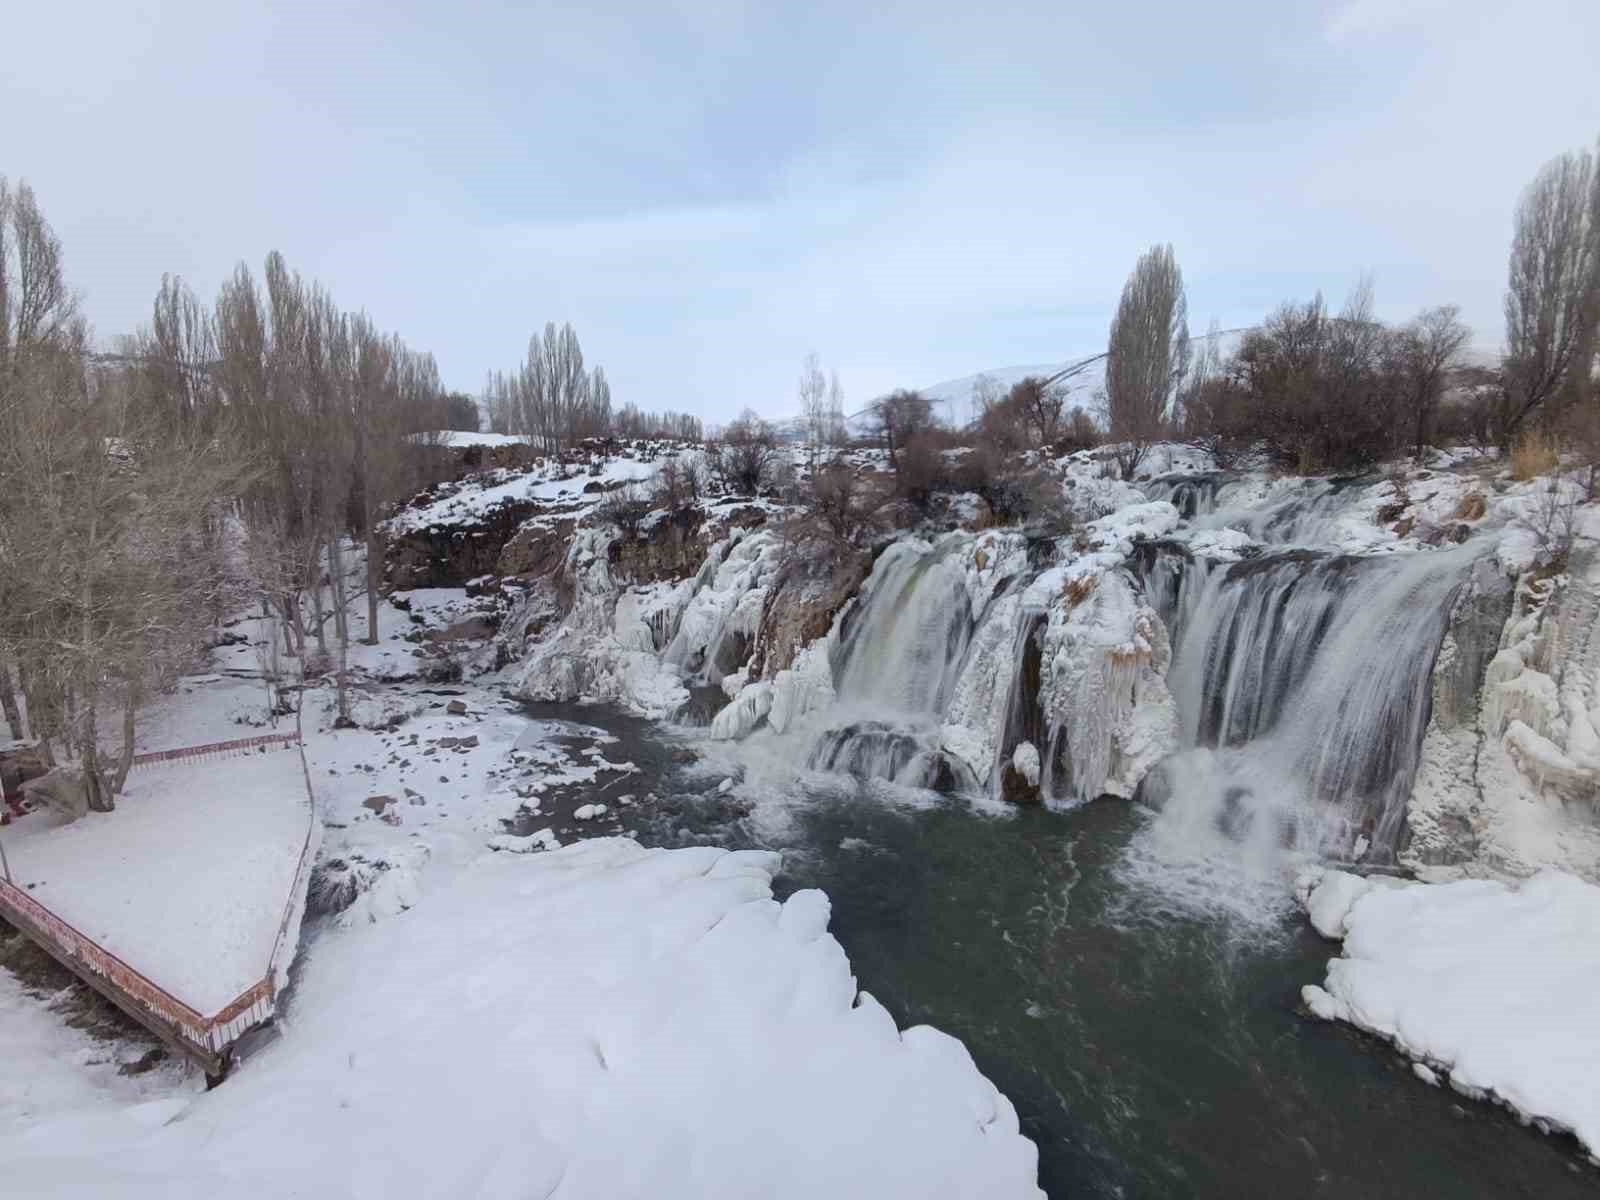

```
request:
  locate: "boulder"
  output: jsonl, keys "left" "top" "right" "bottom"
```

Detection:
{"left": 20, "top": 767, "right": 92, "bottom": 821}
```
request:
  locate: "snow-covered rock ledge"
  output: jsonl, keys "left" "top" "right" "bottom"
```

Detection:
{"left": 1, "top": 838, "right": 1043, "bottom": 1199}
{"left": 1298, "top": 867, "right": 1600, "bottom": 1161}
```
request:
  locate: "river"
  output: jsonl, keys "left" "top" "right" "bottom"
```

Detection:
{"left": 541, "top": 700, "right": 1599, "bottom": 1200}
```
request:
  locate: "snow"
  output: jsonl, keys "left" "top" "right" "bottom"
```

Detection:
{"left": 1084, "top": 500, "right": 1181, "bottom": 556}
{"left": 426, "top": 430, "right": 532, "bottom": 449}
{"left": 0, "top": 967, "right": 197, "bottom": 1132}
{"left": 1011, "top": 741, "right": 1041, "bottom": 787}
{"left": 2, "top": 839, "right": 1043, "bottom": 1199}
{"left": 2, "top": 747, "right": 314, "bottom": 1014}
{"left": 1300, "top": 868, "right": 1600, "bottom": 1158}
{"left": 386, "top": 454, "right": 659, "bottom": 536}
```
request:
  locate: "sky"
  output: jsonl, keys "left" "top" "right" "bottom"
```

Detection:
{"left": 6, "top": 0, "right": 1599, "bottom": 424}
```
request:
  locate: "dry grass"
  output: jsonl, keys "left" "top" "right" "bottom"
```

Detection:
{"left": 1453, "top": 491, "right": 1488, "bottom": 521}
{"left": 1063, "top": 574, "right": 1097, "bottom": 606}
{"left": 1510, "top": 432, "right": 1559, "bottom": 481}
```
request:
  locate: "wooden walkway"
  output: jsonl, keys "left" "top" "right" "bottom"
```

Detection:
{"left": 0, "top": 732, "right": 318, "bottom": 1080}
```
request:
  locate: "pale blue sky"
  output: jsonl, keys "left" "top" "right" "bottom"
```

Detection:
{"left": 8, "top": 0, "right": 1599, "bottom": 421}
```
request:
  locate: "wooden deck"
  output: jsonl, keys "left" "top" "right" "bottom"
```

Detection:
{"left": 0, "top": 732, "right": 318, "bottom": 1080}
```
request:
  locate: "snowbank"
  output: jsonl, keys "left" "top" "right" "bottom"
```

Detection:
{"left": 1, "top": 839, "right": 1043, "bottom": 1199}
{"left": 1299, "top": 868, "right": 1600, "bottom": 1158}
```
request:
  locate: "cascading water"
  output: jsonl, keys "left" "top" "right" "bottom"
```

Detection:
{"left": 803, "top": 535, "right": 1000, "bottom": 791}
{"left": 1204, "top": 475, "right": 1372, "bottom": 545}
{"left": 1134, "top": 541, "right": 1476, "bottom": 861}
{"left": 1142, "top": 472, "right": 1233, "bottom": 520}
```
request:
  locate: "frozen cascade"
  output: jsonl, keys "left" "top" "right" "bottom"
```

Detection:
{"left": 1199, "top": 475, "right": 1373, "bottom": 545}
{"left": 661, "top": 532, "right": 778, "bottom": 685}
{"left": 804, "top": 535, "right": 1012, "bottom": 791}
{"left": 1134, "top": 542, "right": 1478, "bottom": 859}
{"left": 1142, "top": 472, "right": 1234, "bottom": 520}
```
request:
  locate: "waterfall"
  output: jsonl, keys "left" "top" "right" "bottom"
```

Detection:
{"left": 831, "top": 539, "right": 976, "bottom": 715}
{"left": 1134, "top": 542, "right": 1475, "bottom": 858}
{"left": 1142, "top": 472, "right": 1233, "bottom": 520}
{"left": 1201, "top": 476, "right": 1371, "bottom": 545}
{"left": 801, "top": 535, "right": 997, "bottom": 791}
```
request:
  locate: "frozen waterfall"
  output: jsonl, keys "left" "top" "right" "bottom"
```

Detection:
{"left": 1134, "top": 542, "right": 1476, "bottom": 859}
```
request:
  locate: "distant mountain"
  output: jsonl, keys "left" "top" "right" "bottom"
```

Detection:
{"left": 916, "top": 359, "right": 1102, "bottom": 425}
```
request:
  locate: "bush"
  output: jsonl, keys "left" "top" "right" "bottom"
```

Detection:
{"left": 1510, "top": 431, "right": 1560, "bottom": 481}
{"left": 708, "top": 411, "right": 777, "bottom": 494}
{"left": 893, "top": 432, "right": 947, "bottom": 507}
{"left": 596, "top": 480, "right": 651, "bottom": 540}
{"left": 792, "top": 461, "right": 883, "bottom": 547}
{"left": 652, "top": 455, "right": 701, "bottom": 513}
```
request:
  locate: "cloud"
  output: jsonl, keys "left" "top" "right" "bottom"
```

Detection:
{"left": 5, "top": 0, "right": 1599, "bottom": 423}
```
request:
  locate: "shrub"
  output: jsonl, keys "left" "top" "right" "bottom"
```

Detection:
{"left": 792, "top": 461, "right": 883, "bottom": 547}
{"left": 708, "top": 411, "right": 776, "bottom": 494}
{"left": 1510, "top": 431, "right": 1559, "bottom": 481}
{"left": 596, "top": 480, "right": 650, "bottom": 540}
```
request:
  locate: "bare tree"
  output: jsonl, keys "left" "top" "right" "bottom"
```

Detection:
{"left": 1500, "top": 143, "right": 1600, "bottom": 444}
{"left": 825, "top": 370, "right": 846, "bottom": 445}
{"left": 1392, "top": 304, "right": 1471, "bottom": 461}
{"left": 1009, "top": 376, "right": 1066, "bottom": 446}
{"left": 709, "top": 409, "right": 777, "bottom": 493}
{"left": 443, "top": 391, "right": 479, "bottom": 431}
{"left": 1105, "top": 244, "right": 1190, "bottom": 479}
{"left": 799, "top": 352, "right": 827, "bottom": 463}
{"left": 868, "top": 389, "right": 933, "bottom": 469}
{"left": 969, "top": 372, "right": 1002, "bottom": 428}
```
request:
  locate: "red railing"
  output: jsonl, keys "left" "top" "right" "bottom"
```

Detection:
{"left": 0, "top": 723, "right": 318, "bottom": 1065}
{"left": 131, "top": 732, "right": 300, "bottom": 768}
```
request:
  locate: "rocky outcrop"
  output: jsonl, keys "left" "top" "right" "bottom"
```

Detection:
{"left": 1403, "top": 557, "right": 1515, "bottom": 868}
{"left": 747, "top": 546, "right": 870, "bottom": 680}
{"left": 1405, "top": 549, "right": 1600, "bottom": 880}
{"left": 497, "top": 517, "right": 579, "bottom": 581}
{"left": 608, "top": 509, "right": 713, "bottom": 585}
{"left": 388, "top": 498, "right": 552, "bottom": 589}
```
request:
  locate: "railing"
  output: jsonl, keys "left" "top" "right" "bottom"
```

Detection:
{"left": 131, "top": 732, "right": 300, "bottom": 768}
{"left": 0, "top": 720, "right": 319, "bottom": 1070}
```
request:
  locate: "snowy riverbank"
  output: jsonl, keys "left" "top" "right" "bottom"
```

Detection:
{"left": 1299, "top": 867, "right": 1600, "bottom": 1161}
{"left": 1, "top": 838, "right": 1043, "bottom": 1199}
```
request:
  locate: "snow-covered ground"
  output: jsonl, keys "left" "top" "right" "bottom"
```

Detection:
{"left": 0, "top": 964, "right": 198, "bottom": 1131}
{"left": 2, "top": 839, "right": 1042, "bottom": 1199}
{"left": 3, "top": 748, "right": 312, "bottom": 1014}
{"left": 1300, "top": 867, "right": 1600, "bottom": 1160}
{"left": 2, "top": 563, "right": 1045, "bottom": 1197}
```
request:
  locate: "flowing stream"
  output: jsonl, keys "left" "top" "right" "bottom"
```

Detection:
{"left": 540, "top": 705, "right": 1596, "bottom": 1199}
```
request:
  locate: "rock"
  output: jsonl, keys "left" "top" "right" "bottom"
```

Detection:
{"left": 446, "top": 700, "right": 468, "bottom": 715}
{"left": 437, "top": 737, "right": 460, "bottom": 749}
{"left": 1375, "top": 501, "right": 1406, "bottom": 524}
{"left": 1453, "top": 491, "right": 1487, "bottom": 521}
{"left": 363, "top": 795, "right": 396, "bottom": 813}
{"left": 19, "top": 767, "right": 91, "bottom": 822}
{"left": 573, "top": 803, "right": 608, "bottom": 821}
{"left": 496, "top": 517, "right": 577, "bottom": 579}
{"left": 408, "top": 796, "right": 427, "bottom": 807}
{"left": 457, "top": 735, "right": 479, "bottom": 749}
{"left": 427, "top": 616, "right": 497, "bottom": 643}
{"left": 998, "top": 762, "right": 1041, "bottom": 805}
{"left": 748, "top": 548, "right": 870, "bottom": 679}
